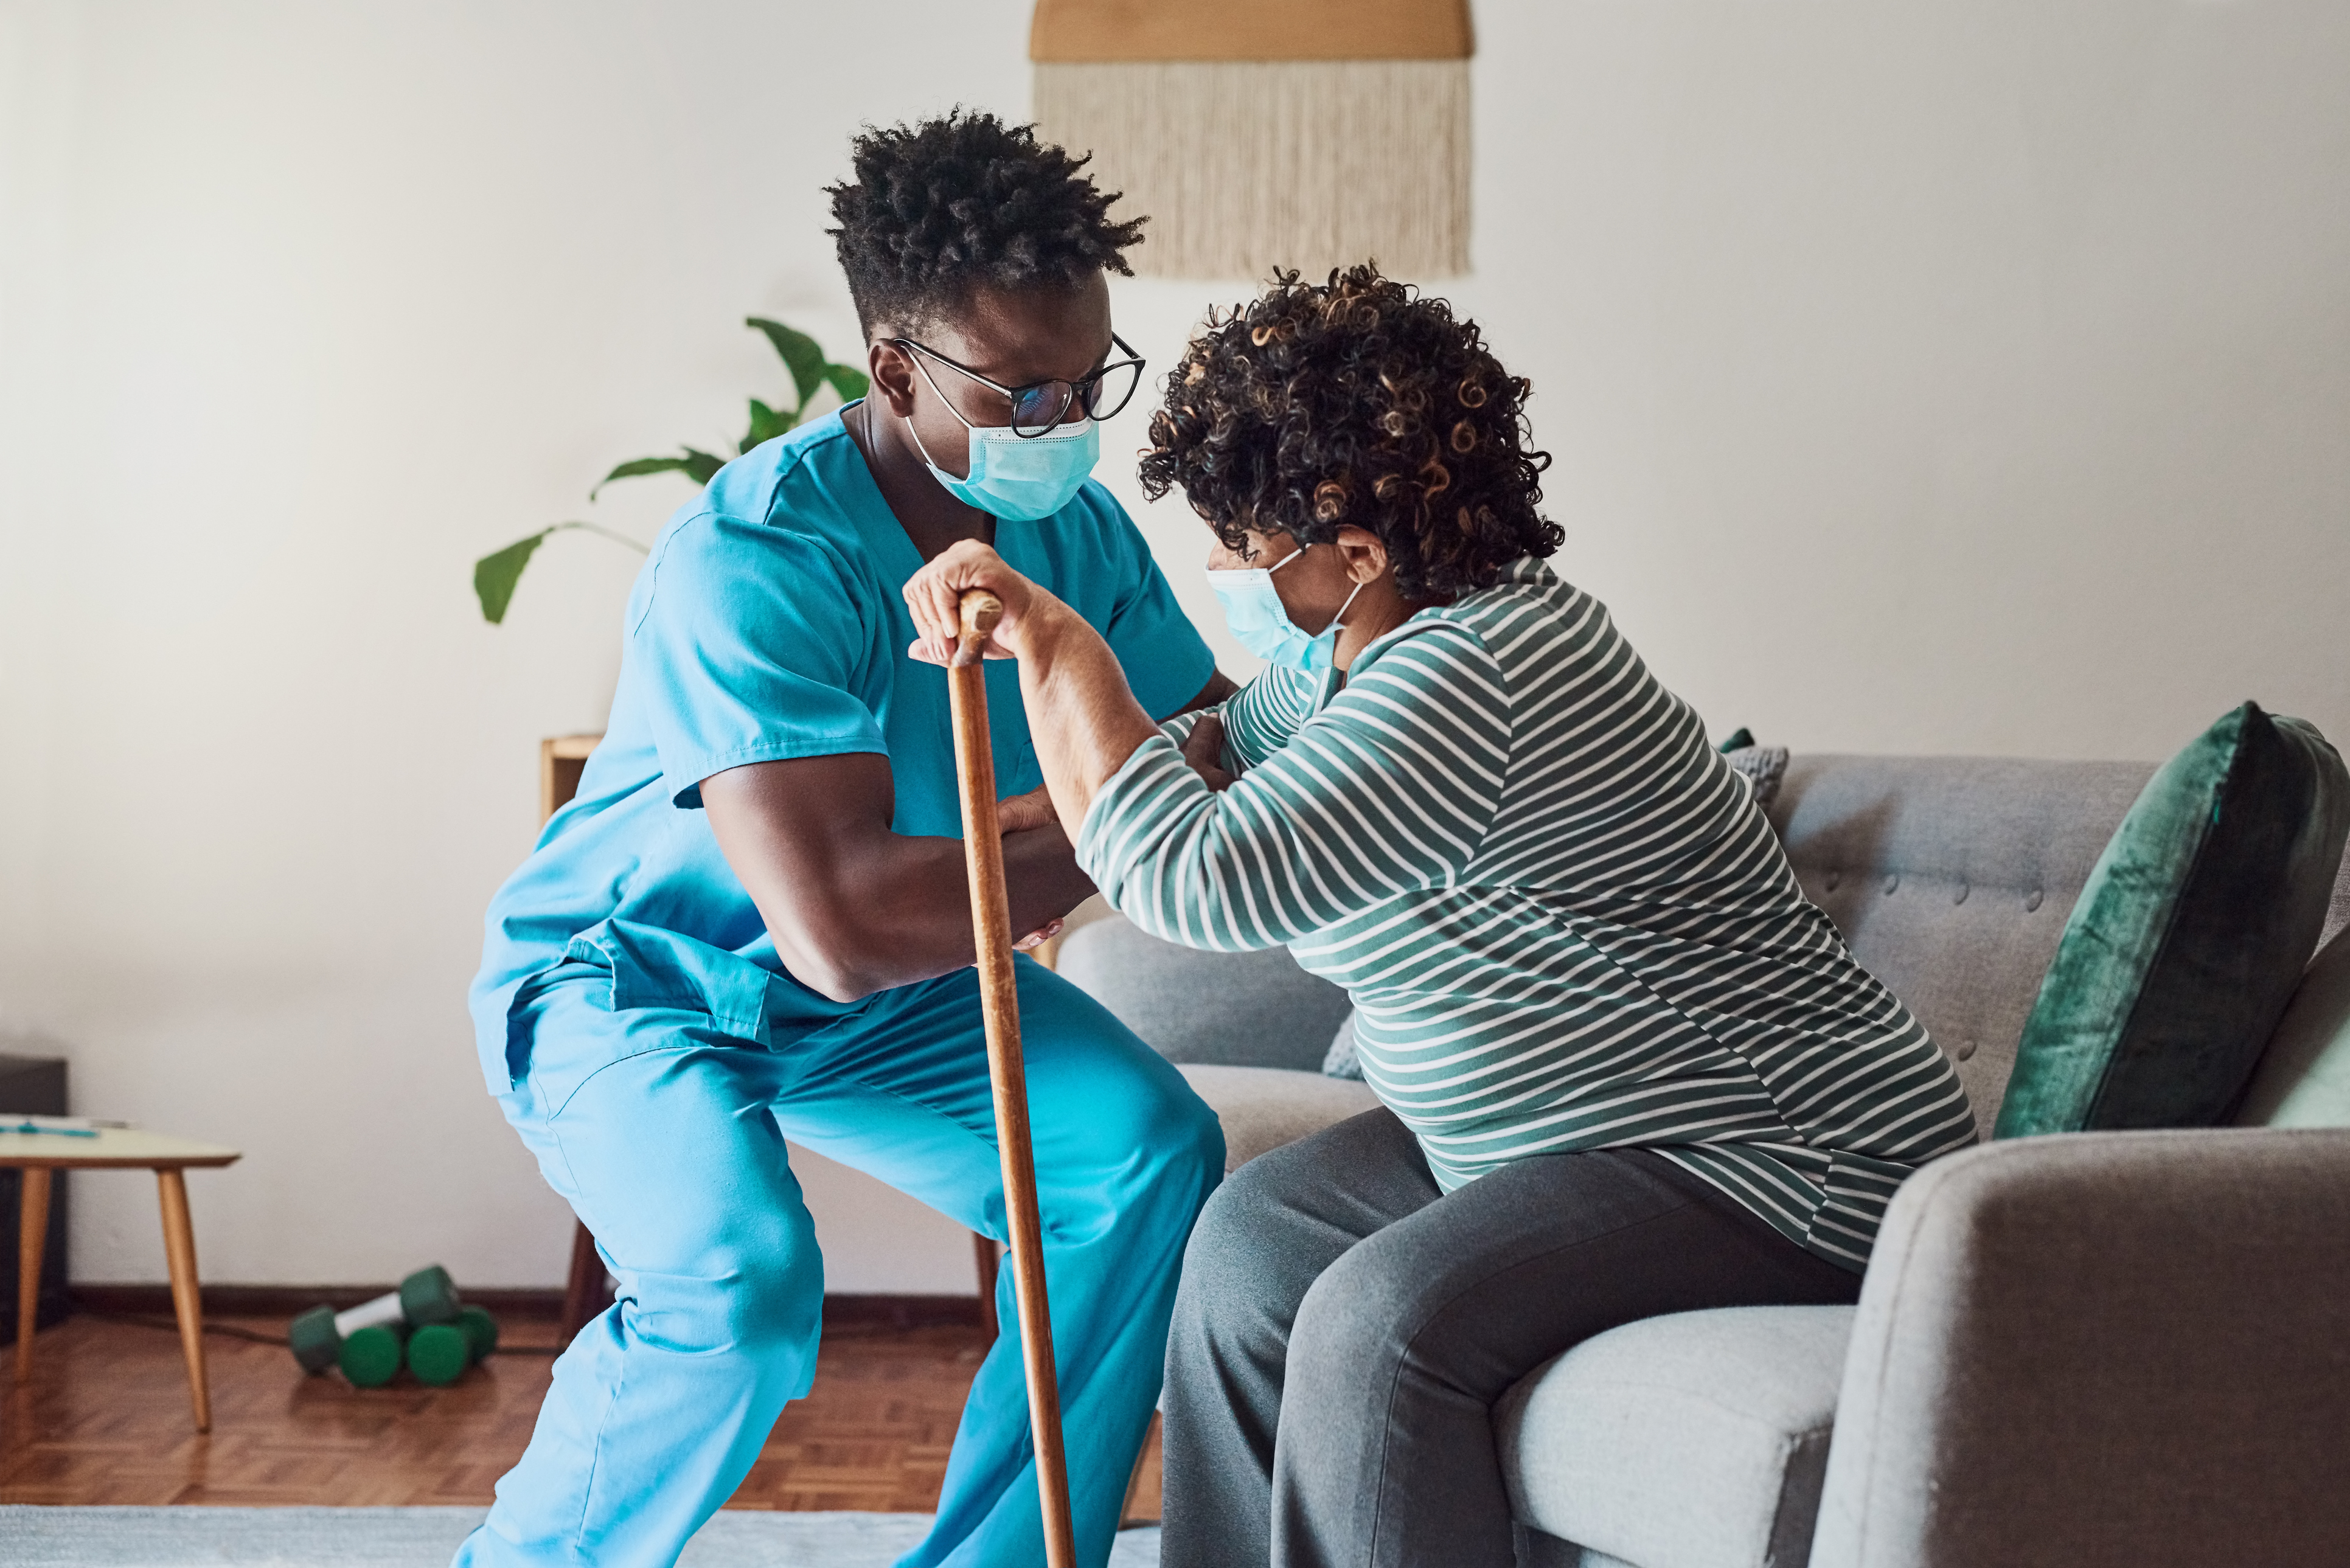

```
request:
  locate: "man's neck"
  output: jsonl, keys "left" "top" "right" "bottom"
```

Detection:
{"left": 847, "top": 397, "right": 996, "bottom": 563}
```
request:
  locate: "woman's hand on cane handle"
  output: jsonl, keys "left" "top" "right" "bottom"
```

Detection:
{"left": 903, "top": 540, "right": 1052, "bottom": 666}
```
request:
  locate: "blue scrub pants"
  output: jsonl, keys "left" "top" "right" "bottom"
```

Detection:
{"left": 456, "top": 955, "right": 1224, "bottom": 1568}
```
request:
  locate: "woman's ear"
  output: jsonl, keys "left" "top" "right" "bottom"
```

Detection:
{"left": 867, "top": 339, "right": 920, "bottom": 418}
{"left": 1333, "top": 526, "right": 1391, "bottom": 586}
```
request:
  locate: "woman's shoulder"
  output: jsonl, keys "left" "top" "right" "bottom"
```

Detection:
{"left": 1358, "top": 608, "right": 1499, "bottom": 677}
{"left": 1425, "top": 557, "right": 1617, "bottom": 661}
{"left": 1345, "top": 608, "right": 1510, "bottom": 723}
{"left": 1445, "top": 556, "right": 1590, "bottom": 618}
{"left": 1347, "top": 558, "right": 1618, "bottom": 709}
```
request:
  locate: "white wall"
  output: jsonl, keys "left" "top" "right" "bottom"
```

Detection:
{"left": 1, "top": 0, "right": 2343, "bottom": 1289}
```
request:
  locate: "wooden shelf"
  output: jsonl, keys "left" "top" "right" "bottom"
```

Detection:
{"left": 538, "top": 735, "right": 603, "bottom": 825}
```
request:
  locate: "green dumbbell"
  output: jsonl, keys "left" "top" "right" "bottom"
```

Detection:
{"left": 407, "top": 1305, "right": 500, "bottom": 1387}
{"left": 288, "top": 1265, "right": 466, "bottom": 1384}
{"left": 339, "top": 1322, "right": 407, "bottom": 1388}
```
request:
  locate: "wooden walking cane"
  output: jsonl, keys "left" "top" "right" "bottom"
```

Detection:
{"left": 948, "top": 587, "right": 1079, "bottom": 1568}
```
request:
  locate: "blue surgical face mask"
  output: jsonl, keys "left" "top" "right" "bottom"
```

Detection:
{"left": 902, "top": 361, "right": 1100, "bottom": 522}
{"left": 1206, "top": 544, "right": 1364, "bottom": 673}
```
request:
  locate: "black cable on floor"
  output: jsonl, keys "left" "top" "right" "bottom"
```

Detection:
{"left": 76, "top": 1310, "right": 563, "bottom": 1356}
{"left": 82, "top": 1310, "right": 289, "bottom": 1345}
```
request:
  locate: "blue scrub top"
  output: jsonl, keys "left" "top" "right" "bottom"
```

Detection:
{"left": 469, "top": 407, "right": 1214, "bottom": 1097}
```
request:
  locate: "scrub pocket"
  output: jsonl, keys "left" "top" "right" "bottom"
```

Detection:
{"left": 503, "top": 920, "right": 867, "bottom": 1117}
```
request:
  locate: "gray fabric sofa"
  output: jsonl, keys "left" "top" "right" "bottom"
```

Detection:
{"left": 1058, "top": 753, "right": 2350, "bottom": 1568}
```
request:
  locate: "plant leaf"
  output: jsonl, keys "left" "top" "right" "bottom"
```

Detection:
{"left": 680, "top": 448, "right": 728, "bottom": 485}
{"left": 824, "top": 363, "right": 871, "bottom": 401}
{"left": 591, "top": 455, "right": 702, "bottom": 500}
{"left": 743, "top": 397, "right": 790, "bottom": 453}
{"left": 474, "top": 530, "right": 552, "bottom": 624}
{"left": 746, "top": 316, "right": 828, "bottom": 409}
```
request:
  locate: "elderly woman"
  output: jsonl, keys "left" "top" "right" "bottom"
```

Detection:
{"left": 903, "top": 266, "right": 1976, "bottom": 1568}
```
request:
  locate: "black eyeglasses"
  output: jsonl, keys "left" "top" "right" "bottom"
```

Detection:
{"left": 892, "top": 332, "right": 1145, "bottom": 438}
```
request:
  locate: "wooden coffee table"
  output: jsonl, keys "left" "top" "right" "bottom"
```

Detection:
{"left": 2, "top": 1127, "right": 242, "bottom": 1431}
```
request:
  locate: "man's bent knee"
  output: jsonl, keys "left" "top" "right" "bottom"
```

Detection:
{"left": 1163, "top": 1086, "right": 1226, "bottom": 1193}
{"left": 1042, "top": 1061, "right": 1224, "bottom": 1246}
{"left": 621, "top": 1227, "right": 821, "bottom": 1361}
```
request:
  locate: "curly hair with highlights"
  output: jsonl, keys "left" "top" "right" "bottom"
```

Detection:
{"left": 827, "top": 110, "right": 1145, "bottom": 335}
{"left": 1139, "top": 265, "right": 1559, "bottom": 600}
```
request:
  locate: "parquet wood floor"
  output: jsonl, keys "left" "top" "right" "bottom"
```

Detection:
{"left": 0, "top": 1313, "right": 1162, "bottom": 1518}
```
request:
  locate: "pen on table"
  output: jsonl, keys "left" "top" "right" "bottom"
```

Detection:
{"left": 0, "top": 1117, "right": 132, "bottom": 1137}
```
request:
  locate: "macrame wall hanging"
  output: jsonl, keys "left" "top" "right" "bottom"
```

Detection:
{"left": 1029, "top": 0, "right": 1473, "bottom": 280}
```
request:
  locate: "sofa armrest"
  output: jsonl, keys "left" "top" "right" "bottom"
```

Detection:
{"left": 1810, "top": 1128, "right": 2350, "bottom": 1568}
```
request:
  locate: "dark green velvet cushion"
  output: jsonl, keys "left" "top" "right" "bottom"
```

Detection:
{"left": 1995, "top": 703, "right": 2349, "bottom": 1139}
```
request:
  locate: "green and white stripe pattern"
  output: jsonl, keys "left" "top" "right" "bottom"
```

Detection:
{"left": 1079, "top": 558, "right": 1976, "bottom": 1269}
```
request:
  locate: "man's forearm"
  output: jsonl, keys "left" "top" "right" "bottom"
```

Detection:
{"left": 703, "top": 751, "right": 1097, "bottom": 1005}
{"left": 811, "top": 822, "right": 1094, "bottom": 999}
{"left": 1001, "top": 820, "right": 1099, "bottom": 946}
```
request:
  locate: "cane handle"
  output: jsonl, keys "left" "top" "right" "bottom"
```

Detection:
{"left": 955, "top": 589, "right": 1003, "bottom": 666}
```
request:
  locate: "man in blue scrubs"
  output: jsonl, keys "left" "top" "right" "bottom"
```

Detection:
{"left": 462, "top": 113, "right": 1231, "bottom": 1567}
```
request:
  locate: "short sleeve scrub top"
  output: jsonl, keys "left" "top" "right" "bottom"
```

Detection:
{"left": 468, "top": 407, "right": 1214, "bottom": 1107}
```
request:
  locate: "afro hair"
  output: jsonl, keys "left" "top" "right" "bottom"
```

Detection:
{"left": 1140, "top": 265, "right": 1560, "bottom": 600}
{"left": 827, "top": 110, "right": 1144, "bottom": 336}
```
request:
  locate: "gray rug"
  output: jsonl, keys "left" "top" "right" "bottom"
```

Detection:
{"left": 0, "top": 1508, "right": 1163, "bottom": 1567}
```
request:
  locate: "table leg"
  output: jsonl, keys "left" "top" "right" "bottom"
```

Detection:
{"left": 560, "top": 1220, "right": 608, "bottom": 1346}
{"left": 15, "top": 1167, "right": 50, "bottom": 1384}
{"left": 155, "top": 1168, "right": 212, "bottom": 1432}
{"left": 971, "top": 1230, "right": 1001, "bottom": 1341}
{"left": 1119, "top": 1412, "right": 1163, "bottom": 1527}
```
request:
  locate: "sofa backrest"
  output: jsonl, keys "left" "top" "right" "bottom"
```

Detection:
{"left": 1054, "top": 906, "right": 1352, "bottom": 1072}
{"left": 1062, "top": 752, "right": 2350, "bottom": 1123}
{"left": 1766, "top": 755, "right": 2155, "bottom": 1137}
{"left": 1771, "top": 756, "right": 2350, "bottom": 1136}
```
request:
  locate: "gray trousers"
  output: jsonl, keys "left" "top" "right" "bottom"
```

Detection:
{"left": 1161, "top": 1109, "right": 1862, "bottom": 1568}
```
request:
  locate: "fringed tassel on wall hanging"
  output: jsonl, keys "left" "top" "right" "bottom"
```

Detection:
{"left": 1030, "top": 0, "right": 1473, "bottom": 280}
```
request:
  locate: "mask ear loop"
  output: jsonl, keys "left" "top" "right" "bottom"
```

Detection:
{"left": 902, "top": 353, "right": 977, "bottom": 472}
{"left": 1265, "top": 541, "right": 1366, "bottom": 634}
{"left": 1327, "top": 577, "right": 1365, "bottom": 634}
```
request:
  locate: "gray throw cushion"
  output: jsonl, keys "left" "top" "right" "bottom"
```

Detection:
{"left": 2234, "top": 925, "right": 2350, "bottom": 1128}
{"left": 1321, "top": 1011, "right": 1364, "bottom": 1079}
{"left": 1173, "top": 1064, "right": 1379, "bottom": 1173}
{"left": 1498, "top": 1306, "right": 1856, "bottom": 1568}
{"left": 2325, "top": 838, "right": 2350, "bottom": 949}
{"left": 1724, "top": 744, "right": 1790, "bottom": 810}
{"left": 1054, "top": 913, "right": 1351, "bottom": 1072}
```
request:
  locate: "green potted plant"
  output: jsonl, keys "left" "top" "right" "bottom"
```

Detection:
{"left": 473, "top": 317, "right": 869, "bottom": 623}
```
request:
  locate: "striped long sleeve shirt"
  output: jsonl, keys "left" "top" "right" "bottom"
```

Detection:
{"left": 1076, "top": 558, "right": 1977, "bottom": 1269}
